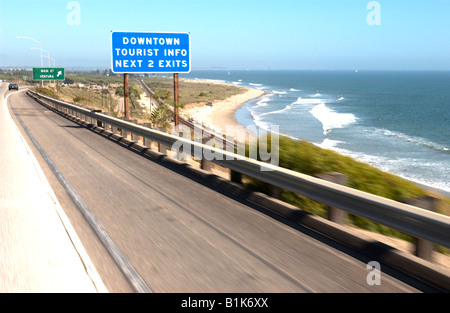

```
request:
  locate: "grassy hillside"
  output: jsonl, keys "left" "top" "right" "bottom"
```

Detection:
{"left": 244, "top": 135, "right": 450, "bottom": 253}
{"left": 142, "top": 76, "right": 247, "bottom": 106}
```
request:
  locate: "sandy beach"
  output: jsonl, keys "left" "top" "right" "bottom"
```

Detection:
{"left": 180, "top": 79, "right": 265, "bottom": 138}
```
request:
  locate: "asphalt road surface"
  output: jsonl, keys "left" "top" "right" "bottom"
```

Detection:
{"left": 4, "top": 88, "right": 440, "bottom": 292}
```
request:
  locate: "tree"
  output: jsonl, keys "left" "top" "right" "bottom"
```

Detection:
{"left": 150, "top": 103, "right": 172, "bottom": 129}
{"left": 115, "top": 85, "right": 141, "bottom": 99}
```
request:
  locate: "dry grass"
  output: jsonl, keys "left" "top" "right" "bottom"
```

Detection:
{"left": 141, "top": 77, "right": 247, "bottom": 106}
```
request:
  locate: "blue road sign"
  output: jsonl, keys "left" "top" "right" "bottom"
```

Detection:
{"left": 111, "top": 31, "right": 191, "bottom": 74}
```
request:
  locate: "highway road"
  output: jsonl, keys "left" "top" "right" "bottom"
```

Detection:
{"left": 3, "top": 88, "right": 441, "bottom": 292}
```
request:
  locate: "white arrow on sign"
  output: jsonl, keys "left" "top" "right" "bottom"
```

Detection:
{"left": 57, "top": 71, "right": 62, "bottom": 77}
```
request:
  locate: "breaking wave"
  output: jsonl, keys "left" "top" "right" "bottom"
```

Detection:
{"left": 309, "top": 103, "right": 357, "bottom": 135}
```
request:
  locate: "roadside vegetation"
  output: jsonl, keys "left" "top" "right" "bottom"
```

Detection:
{"left": 35, "top": 87, "right": 60, "bottom": 99}
{"left": 0, "top": 68, "right": 33, "bottom": 83}
{"left": 141, "top": 76, "right": 247, "bottom": 107}
{"left": 242, "top": 135, "right": 450, "bottom": 254}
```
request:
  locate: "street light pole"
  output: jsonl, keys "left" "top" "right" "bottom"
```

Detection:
{"left": 31, "top": 48, "right": 50, "bottom": 66}
{"left": 17, "top": 36, "right": 44, "bottom": 86}
{"left": 17, "top": 36, "right": 43, "bottom": 67}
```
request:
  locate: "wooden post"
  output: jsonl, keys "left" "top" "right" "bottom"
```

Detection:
{"left": 317, "top": 172, "right": 348, "bottom": 225}
{"left": 124, "top": 73, "right": 130, "bottom": 120}
{"left": 405, "top": 195, "right": 439, "bottom": 261}
{"left": 174, "top": 73, "right": 179, "bottom": 126}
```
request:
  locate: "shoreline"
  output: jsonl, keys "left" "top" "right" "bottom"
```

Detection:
{"left": 180, "top": 79, "right": 265, "bottom": 137}
{"left": 178, "top": 78, "right": 450, "bottom": 199}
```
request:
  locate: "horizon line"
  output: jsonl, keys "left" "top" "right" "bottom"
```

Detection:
{"left": 2, "top": 66, "right": 450, "bottom": 72}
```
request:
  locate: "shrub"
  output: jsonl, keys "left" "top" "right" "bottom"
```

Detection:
{"left": 35, "top": 87, "right": 59, "bottom": 99}
{"left": 73, "top": 96, "right": 87, "bottom": 103}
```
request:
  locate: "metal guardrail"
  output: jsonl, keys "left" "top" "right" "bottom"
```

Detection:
{"left": 27, "top": 89, "right": 450, "bottom": 250}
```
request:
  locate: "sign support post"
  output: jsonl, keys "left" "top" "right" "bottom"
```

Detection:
{"left": 174, "top": 73, "right": 179, "bottom": 126}
{"left": 124, "top": 73, "right": 130, "bottom": 120}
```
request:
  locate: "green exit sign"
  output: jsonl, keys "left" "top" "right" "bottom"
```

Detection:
{"left": 33, "top": 67, "right": 65, "bottom": 81}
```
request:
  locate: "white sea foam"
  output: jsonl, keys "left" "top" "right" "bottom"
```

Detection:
{"left": 273, "top": 90, "right": 288, "bottom": 95}
{"left": 249, "top": 83, "right": 263, "bottom": 86}
{"left": 312, "top": 93, "right": 322, "bottom": 97}
{"left": 290, "top": 88, "right": 300, "bottom": 91}
{"left": 309, "top": 103, "right": 357, "bottom": 135}
{"left": 315, "top": 138, "right": 343, "bottom": 150}
{"left": 253, "top": 95, "right": 273, "bottom": 108}
{"left": 259, "top": 104, "right": 295, "bottom": 117}
{"left": 250, "top": 109, "right": 271, "bottom": 131}
{"left": 338, "top": 96, "right": 344, "bottom": 101}
{"left": 292, "top": 97, "right": 323, "bottom": 105}
{"left": 336, "top": 150, "right": 450, "bottom": 192}
{"left": 257, "top": 96, "right": 325, "bottom": 117}
{"left": 378, "top": 129, "right": 450, "bottom": 152}
{"left": 193, "top": 78, "right": 226, "bottom": 84}
{"left": 312, "top": 138, "right": 450, "bottom": 193}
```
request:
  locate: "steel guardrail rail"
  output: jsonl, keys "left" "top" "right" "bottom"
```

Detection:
{"left": 27, "top": 89, "right": 450, "bottom": 249}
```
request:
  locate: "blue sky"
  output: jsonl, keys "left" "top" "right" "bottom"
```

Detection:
{"left": 1, "top": 0, "right": 449, "bottom": 70}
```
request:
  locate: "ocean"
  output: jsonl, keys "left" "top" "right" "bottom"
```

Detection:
{"left": 181, "top": 70, "right": 450, "bottom": 195}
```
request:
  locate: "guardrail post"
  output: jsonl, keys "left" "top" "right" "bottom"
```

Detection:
{"left": 129, "top": 119, "right": 138, "bottom": 142}
{"left": 200, "top": 158, "right": 213, "bottom": 171}
{"left": 90, "top": 109, "right": 103, "bottom": 127}
{"left": 143, "top": 137, "right": 151, "bottom": 147}
{"left": 230, "top": 170, "right": 242, "bottom": 184}
{"left": 316, "top": 172, "right": 348, "bottom": 225}
{"left": 119, "top": 117, "right": 127, "bottom": 138}
{"left": 404, "top": 195, "right": 439, "bottom": 261}
{"left": 140, "top": 123, "right": 153, "bottom": 147}
{"left": 268, "top": 185, "right": 282, "bottom": 198}
{"left": 199, "top": 136, "right": 212, "bottom": 171}
{"left": 158, "top": 142, "right": 167, "bottom": 154}
{"left": 157, "top": 127, "right": 167, "bottom": 154}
